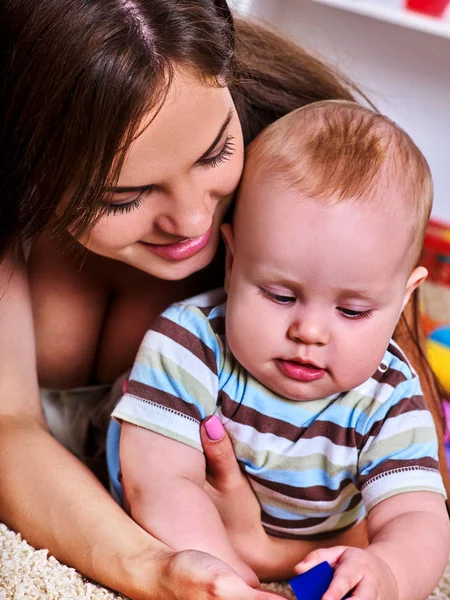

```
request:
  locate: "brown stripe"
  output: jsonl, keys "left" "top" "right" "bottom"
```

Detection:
{"left": 249, "top": 472, "right": 356, "bottom": 503}
{"left": 358, "top": 457, "right": 439, "bottom": 488}
{"left": 152, "top": 315, "right": 217, "bottom": 375}
{"left": 198, "top": 306, "right": 215, "bottom": 317}
{"left": 127, "top": 381, "right": 202, "bottom": 422}
{"left": 261, "top": 510, "right": 328, "bottom": 529}
{"left": 372, "top": 366, "right": 407, "bottom": 387}
{"left": 264, "top": 519, "right": 359, "bottom": 540}
{"left": 260, "top": 492, "right": 362, "bottom": 530}
{"left": 220, "top": 390, "right": 355, "bottom": 448}
{"left": 359, "top": 394, "right": 428, "bottom": 447}
{"left": 387, "top": 342, "right": 409, "bottom": 365}
{"left": 209, "top": 316, "right": 225, "bottom": 336}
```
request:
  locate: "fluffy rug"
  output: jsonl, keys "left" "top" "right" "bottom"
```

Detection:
{"left": 1, "top": 523, "right": 450, "bottom": 600}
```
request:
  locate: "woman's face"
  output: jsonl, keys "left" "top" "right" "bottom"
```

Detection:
{"left": 77, "top": 68, "right": 244, "bottom": 280}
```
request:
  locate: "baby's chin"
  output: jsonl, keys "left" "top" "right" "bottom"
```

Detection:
{"left": 261, "top": 375, "right": 343, "bottom": 403}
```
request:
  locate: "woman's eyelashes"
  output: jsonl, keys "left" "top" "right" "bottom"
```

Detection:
{"left": 197, "top": 135, "right": 236, "bottom": 169}
{"left": 103, "top": 191, "right": 147, "bottom": 216}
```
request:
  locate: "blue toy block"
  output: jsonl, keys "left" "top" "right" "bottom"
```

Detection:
{"left": 289, "top": 561, "right": 333, "bottom": 600}
{"left": 289, "top": 561, "right": 351, "bottom": 600}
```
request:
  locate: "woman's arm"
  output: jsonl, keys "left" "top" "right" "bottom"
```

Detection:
{"left": 0, "top": 248, "right": 284, "bottom": 600}
{"left": 0, "top": 246, "right": 154, "bottom": 595}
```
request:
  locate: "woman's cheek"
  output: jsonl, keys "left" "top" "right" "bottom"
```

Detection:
{"left": 83, "top": 212, "right": 147, "bottom": 251}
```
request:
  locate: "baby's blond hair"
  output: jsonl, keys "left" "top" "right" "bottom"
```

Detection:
{"left": 244, "top": 101, "right": 433, "bottom": 269}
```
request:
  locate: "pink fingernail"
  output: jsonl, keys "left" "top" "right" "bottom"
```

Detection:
{"left": 122, "top": 379, "right": 129, "bottom": 394}
{"left": 204, "top": 415, "right": 224, "bottom": 441}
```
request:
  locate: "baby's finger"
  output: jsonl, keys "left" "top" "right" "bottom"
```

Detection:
{"left": 323, "top": 556, "right": 363, "bottom": 600}
{"left": 295, "top": 546, "right": 348, "bottom": 574}
{"left": 348, "top": 578, "right": 377, "bottom": 600}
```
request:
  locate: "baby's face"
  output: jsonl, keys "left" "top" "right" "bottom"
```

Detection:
{"left": 223, "top": 174, "right": 424, "bottom": 401}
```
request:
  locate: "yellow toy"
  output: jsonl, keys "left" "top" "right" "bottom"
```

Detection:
{"left": 426, "top": 327, "right": 450, "bottom": 396}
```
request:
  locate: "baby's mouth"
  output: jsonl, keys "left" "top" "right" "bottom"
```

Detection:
{"left": 276, "top": 358, "right": 326, "bottom": 382}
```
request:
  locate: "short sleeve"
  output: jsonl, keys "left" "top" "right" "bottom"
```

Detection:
{"left": 112, "top": 302, "right": 222, "bottom": 451}
{"left": 357, "top": 374, "right": 446, "bottom": 512}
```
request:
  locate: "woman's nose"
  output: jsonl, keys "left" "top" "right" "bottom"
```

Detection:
{"left": 288, "top": 314, "right": 330, "bottom": 346}
{"left": 155, "top": 181, "right": 215, "bottom": 238}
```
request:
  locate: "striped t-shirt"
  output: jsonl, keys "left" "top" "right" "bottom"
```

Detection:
{"left": 112, "top": 288, "right": 446, "bottom": 539}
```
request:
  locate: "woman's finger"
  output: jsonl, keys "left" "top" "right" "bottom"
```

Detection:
{"left": 200, "top": 416, "right": 243, "bottom": 492}
{"left": 161, "top": 548, "right": 289, "bottom": 600}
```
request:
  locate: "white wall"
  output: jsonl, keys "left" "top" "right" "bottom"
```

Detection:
{"left": 231, "top": 0, "right": 450, "bottom": 221}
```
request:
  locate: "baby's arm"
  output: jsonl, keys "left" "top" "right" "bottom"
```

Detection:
{"left": 366, "top": 491, "right": 449, "bottom": 599}
{"left": 120, "top": 422, "right": 259, "bottom": 587}
{"left": 295, "top": 491, "right": 449, "bottom": 600}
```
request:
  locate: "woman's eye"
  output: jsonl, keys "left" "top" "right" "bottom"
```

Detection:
{"left": 102, "top": 191, "right": 147, "bottom": 216}
{"left": 338, "top": 307, "right": 373, "bottom": 320}
{"left": 259, "top": 288, "right": 295, "bottom": 305}
{"left": 198, "top": 136, "right": 236, "bottom": 169}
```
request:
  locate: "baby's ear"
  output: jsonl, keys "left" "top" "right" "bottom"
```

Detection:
{"left": 402, "top": 266, "right": 428, "bottom": 310}
{"left": 220, "top": 223, "right": 235, "bottom": 294}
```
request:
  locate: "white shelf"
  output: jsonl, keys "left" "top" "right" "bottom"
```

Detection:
{"left": 309, "top": 0, "right": 450, "bottom": 39}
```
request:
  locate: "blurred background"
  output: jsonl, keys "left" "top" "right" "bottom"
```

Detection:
{"left": 231, "top": 0, "right": 450, "bottom": 222}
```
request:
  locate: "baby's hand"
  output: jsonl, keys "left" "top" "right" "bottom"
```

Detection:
{"left": 295, "top": 546, "right": 398, "bottom": 600}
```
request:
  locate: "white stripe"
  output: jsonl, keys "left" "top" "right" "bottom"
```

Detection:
{"left": 220, "top": 413, "right": 358, "bottom": 466}
{"left": 362, "top": 467, "right": 445, "bottom": 511}
{"left": 112, "top": 394, "right": 201, "bottom": 445}
{"left": 139, "top": 330, "right": 218, "bottom": 398}
{"left": 355, "top": 376, "right": 394, "bottom": 404}
{"left": 363, "top": 409, "right": 435, "bottom": 445}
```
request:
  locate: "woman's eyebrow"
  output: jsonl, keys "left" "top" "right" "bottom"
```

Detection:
{"left": 108, "top": 109, "right": 234, "bottom": 194}
{"left": 197, "top": 108, "right": 234, "bottom": 161}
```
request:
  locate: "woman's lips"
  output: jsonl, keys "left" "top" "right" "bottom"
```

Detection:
{"left": 276, "top": 359, "right": 325, "bottom": 382}
{"left": 139, "top": 226, "right": 213, "bottom": 261}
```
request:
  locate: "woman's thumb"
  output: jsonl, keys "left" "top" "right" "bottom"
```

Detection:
{"left": 200, "top": 415, "right": 241, "bottom": 490}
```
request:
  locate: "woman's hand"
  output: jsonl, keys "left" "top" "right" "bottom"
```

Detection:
{"left": 149, "top": 548, "right": 289, "bottom": 600}
{"left": 200, "top": 417, "right": 269, "bottom": 553}
{"left": 200, "top": 416, "right": 370, "bottom": 581}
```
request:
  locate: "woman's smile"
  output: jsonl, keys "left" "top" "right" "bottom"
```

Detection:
{"left": 139, "top": 225, "right": 213, "bottom": 261}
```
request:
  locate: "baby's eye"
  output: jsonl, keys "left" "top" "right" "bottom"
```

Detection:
{"left": 338, "top": 307, "right": 373, "bottom": 320}
{"left": 259, "top": 288, "right": 295, "bottom": 305}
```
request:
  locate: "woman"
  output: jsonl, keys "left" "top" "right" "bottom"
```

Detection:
{"left": 0, "top": 1, "right": 447, "bottom": 599}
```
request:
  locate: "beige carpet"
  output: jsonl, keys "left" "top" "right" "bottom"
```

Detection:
{"left": 0, "top": 523, "right": 449, "bottom": 600}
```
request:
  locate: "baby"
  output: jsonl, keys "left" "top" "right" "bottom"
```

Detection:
{"left": 110, "top": 101, "right": 449, "bottom": 599}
